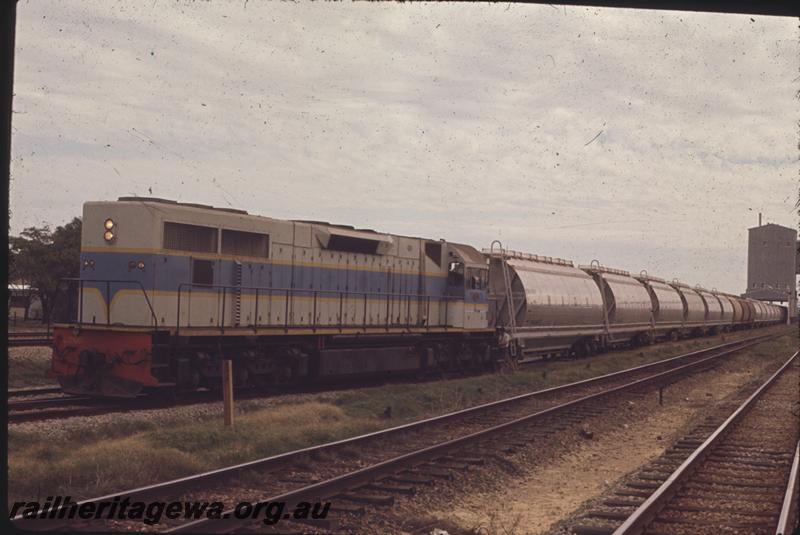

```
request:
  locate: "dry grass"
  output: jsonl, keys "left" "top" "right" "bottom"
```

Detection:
{"left": 7, "top": 403, "right": 380, "bottom": 505}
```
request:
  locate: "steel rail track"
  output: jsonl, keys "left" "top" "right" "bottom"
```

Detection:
{"left": 7, "top": 386, "right": 63, "bottom": 397}
{"left": 8, "top": 330, "right": 49, "bottom": 336}
{"left": 7, "top": 394, "right": 129, "bottom": 424}
{"left": 8, "top": 405, "right": 139, "bottom": 424}
{"left": 9, "top": 333, "right": 776, "bottom": 532}
{"left": 9, "top": 395, "right": 94, "bottom": 411}
{"left": 776, "top": 442, "right": 799, "bottom": 535}
{"left": 8, "top": 338, "right": 52, "bottom": 347}
{"left": 611, "top": 350, "right": 799, "bottom": 535}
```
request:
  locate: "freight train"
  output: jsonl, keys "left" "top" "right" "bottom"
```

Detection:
{"left": 48, "top": 198, "right": 787, "bottom": 397}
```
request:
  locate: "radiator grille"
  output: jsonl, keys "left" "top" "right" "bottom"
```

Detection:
{"left": 164, "top": 222, "right": 217, "bottom": 253}
{"left": 221, "top": 229, "right": 269, "bottom": 257}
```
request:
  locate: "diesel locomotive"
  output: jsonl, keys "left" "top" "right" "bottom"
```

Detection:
{"left": 48, "top": 198, "right": 787, "bottom": 397}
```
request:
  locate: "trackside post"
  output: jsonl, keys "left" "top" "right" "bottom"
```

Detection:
{"left": 222, "top": 359, "right": 234, "bottom": 427}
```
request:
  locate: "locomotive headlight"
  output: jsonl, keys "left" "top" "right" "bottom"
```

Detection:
{"left": 104, "top": 218, "right": 115, "bottom": 230}
{"left": 104, "top": 230, "right": 115, "bottom": 242}
{"left": 137, "top": 261, "right": 146, "bottom": 270}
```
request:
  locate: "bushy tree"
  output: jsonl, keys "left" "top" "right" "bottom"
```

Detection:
{"left": 9, "top": 217, "right": 81, "bottom": 321}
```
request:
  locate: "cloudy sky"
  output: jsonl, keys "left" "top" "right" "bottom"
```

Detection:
{"left": 10, "top": 1, "right": 798, "bottom": 294}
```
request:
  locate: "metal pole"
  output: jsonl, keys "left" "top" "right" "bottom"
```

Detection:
{"left": 312, "top": 291, "right": 317, "bottom": 330}
{"left": 426, "top": 296, "right": 431, "bottom": 329}
{"left": 222, "top": 359, "right": 234, "bottom": 427}
{"left": 221, "top": 286, "right": 226, "bottom": 333}
{"left": 339, "top": 292, "right": 344, "bottom": 329}
{"left": 284, "top": 289, "right": 290, "bottom": 329}
{"left": 254, "top": 288, "right": 259, "bottom": 331}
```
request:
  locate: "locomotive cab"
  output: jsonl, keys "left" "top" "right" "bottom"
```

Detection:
{"left": 445, "top": 245, "right": 489, "bottom": 329}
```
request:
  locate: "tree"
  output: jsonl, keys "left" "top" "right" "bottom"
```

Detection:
{"left": 9, "top": 217, "right": 82, "bottom": 322}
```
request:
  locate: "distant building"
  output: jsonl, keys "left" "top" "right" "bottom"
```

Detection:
{"left": 8, "top": 283, "right": 43, "bottom": 321}
{"left": 743, "top": 223, "right": 797, "bottom": 312}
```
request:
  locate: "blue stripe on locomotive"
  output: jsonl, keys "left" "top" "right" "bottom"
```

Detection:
{"left": 78, "top": 251, "right": 462, "bottom": 305}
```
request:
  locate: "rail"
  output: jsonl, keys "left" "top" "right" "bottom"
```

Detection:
{"left": 175, "top": 283, "right": 464, "bottom": 335}
{"left": 612, "top": 349, "right": 799, "bottom": 535}
{"left": 49, "top": 278, "right": 159, "bottom": 330}
{"left": 776, "top": 441, "right": 800, "bottom": 535}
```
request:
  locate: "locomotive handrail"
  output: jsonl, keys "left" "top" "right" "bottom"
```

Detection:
{"left": 49, "top": 277, "right": 159, "bottom": 330}
{"left": 175, "top": 282, "right": 465, "bottom": 336}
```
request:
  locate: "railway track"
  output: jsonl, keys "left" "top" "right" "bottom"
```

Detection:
{"left": 564, "top": 350, "right": 799, "bottom": 535}
{"left": 9, "top": 395, "right": 94, "bottom": 411}
{"left": 8, "top": 385, "right": 63, "bottom": 397}
{"left": 7, "top": 391, "right": 223, "bottom": 424}
{"left": 7, "top": 395, "right": 121, "bottom": 423}
{"left": 8, "top": 330, "right": 52, "bottom": 347}
{"left": 10, "top": 333, "right": 779, "bottom": 532}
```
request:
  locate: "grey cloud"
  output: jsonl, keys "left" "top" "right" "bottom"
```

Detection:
{"left": 10, "top": 2, "right": 797, "bottom": 295}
